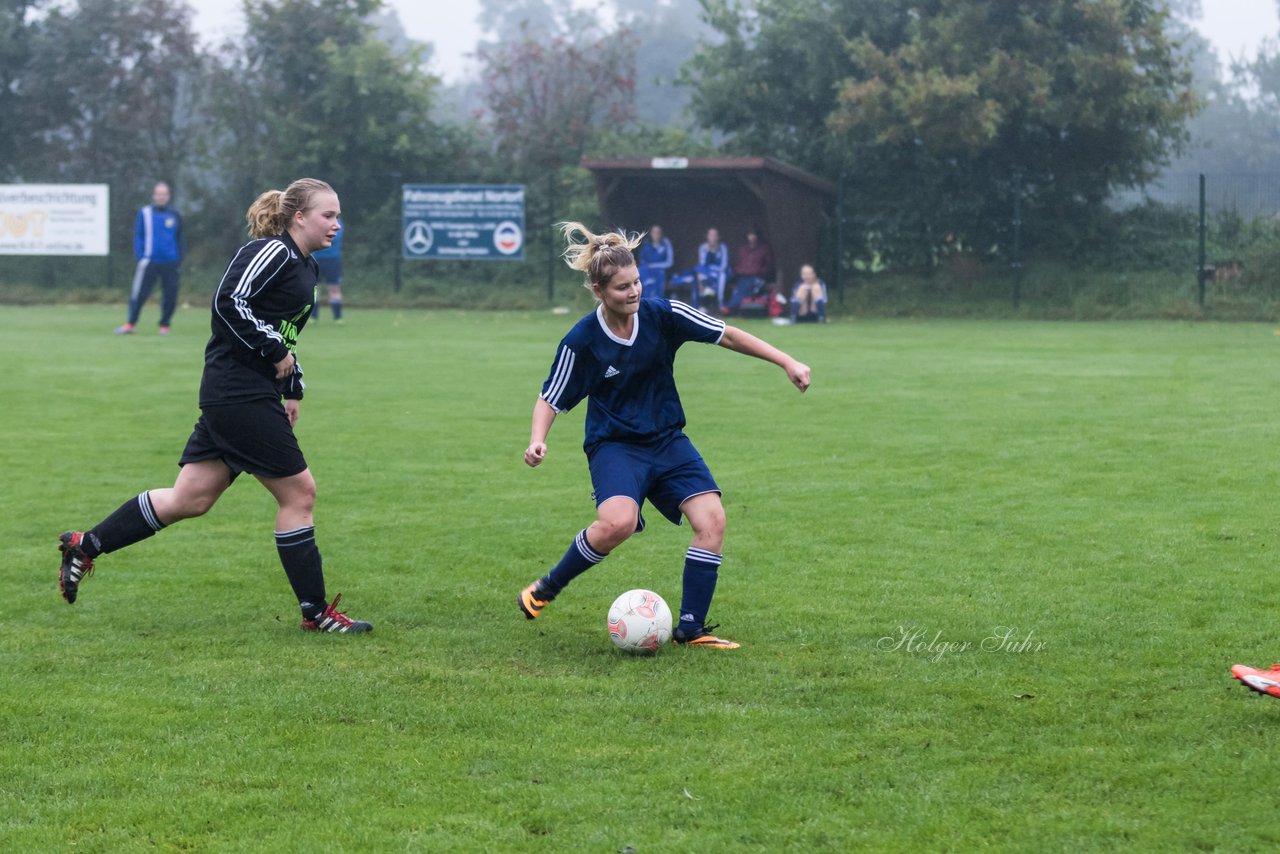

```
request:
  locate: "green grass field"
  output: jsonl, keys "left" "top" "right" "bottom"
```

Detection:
{"left": 4, "top": 304, "right": 1280, "bottom": 851}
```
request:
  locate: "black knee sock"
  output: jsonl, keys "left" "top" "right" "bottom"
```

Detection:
{"left": 85, "top": 492, "right": 166, "bottom": 557}
{"left": 275, "top": 526, "right": 326, "bottom": 617}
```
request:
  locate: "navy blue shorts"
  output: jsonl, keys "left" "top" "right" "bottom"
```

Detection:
{"left": 179, "top": 399, "right": 308, "bottom": 480}
{"left": 315, "top": 256, "right": 342, "bottom": 285}
{"left": 587, "top": 434, "right": 720, "bottom": 530}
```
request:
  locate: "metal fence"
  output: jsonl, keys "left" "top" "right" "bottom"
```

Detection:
{"left": 1113, "top": 173, "right": 1280, "bottom": 218}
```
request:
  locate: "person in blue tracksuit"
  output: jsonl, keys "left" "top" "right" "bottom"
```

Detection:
{"left": 117, "top": 182, "right": 184, "bottom": 335}
{"left": 516, "top": 222, "right": 812, "bottom": 650}
{"left": 695, "top": 228, "right": 731, "bottom": 312}
{"left": 637, "top": 224, "right": 673, "bottom": 300}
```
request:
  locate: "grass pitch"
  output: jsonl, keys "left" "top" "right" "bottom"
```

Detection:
{"left": 3, "top": 305, "right": 1280, "bottom": 851}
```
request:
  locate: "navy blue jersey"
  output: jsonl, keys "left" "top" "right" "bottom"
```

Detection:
{"left": 540, "top": 299, "right": 725, "bottom": 454}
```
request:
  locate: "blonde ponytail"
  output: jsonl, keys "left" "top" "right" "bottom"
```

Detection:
{"left": 245, "top": 190, "right": 287, "bottom": 239}
{"left": 558, "top": 221, "right": 642, "bottom": 291}
{"left": 245, "top": 178, "right": 336, "bottom": 239}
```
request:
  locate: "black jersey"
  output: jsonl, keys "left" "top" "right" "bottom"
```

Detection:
{"left": 200, "top": 230, "right": 315, "bottom": 407}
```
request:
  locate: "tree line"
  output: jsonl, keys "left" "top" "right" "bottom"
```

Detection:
{"left": 4, "top": 0, "right": 1272, "bottom": 290}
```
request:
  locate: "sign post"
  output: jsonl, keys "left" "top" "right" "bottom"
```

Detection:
{"left": 547, "top": 170, "right": 555, "bottom": 303}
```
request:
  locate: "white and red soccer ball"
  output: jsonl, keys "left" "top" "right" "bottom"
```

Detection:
{"left": 607, "top": 589, "right": 672, "bottom": 653}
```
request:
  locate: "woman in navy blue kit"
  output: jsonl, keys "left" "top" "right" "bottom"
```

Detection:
{"left": 518, "top": 222, "right": 811, "bottom": 648}
{"left": 57, "top": 178, "right": 372, "bottom": 634}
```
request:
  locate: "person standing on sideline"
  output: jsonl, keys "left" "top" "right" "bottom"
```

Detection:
{"left": 517, "top": 222, "right": 811, "bottom": 649}
{"left": 59, "top": 178, "right": 373, "bottom": 634}
{"left": 117, "top": 182, "right": 184, "bottom": 335}
{"left": 637, "top": 223, "right": 673, "bottom": 300}
{"left": 312, "top": 218, "right": 344, "bottom": 322}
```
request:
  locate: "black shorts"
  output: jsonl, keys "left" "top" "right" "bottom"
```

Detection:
{"left": 179, "top": 399, "right": 308, "bottom": 480}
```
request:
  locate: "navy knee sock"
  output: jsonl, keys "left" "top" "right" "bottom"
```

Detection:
{"left": 275, "top": 526, "right": 327, "bottom": 617}
{"left": 541, "top": 529, "right": 606, "bottom": 596}
{"left": 331, "top": 299, "right": 343, "bottom": 321}
{"left": 84, "top": 492, "right": 165, "bottom": 557}
{"left": 678, "top": 547, "right": 722, "bottom": 636}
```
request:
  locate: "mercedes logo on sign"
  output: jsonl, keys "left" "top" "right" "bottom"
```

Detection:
{"left": 403, "top": 220, "right": 434, "bottom": 256}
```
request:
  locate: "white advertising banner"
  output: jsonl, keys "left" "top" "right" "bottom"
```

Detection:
{"left": 0, "top": 184, "right": 110, "bottom": 256}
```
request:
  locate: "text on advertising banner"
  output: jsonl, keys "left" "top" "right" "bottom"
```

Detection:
{"left": 0, "top": 184, "right": 110, "bottom": 256}
{"left": 402, "top": 184, "right": 526, "bottom": 261}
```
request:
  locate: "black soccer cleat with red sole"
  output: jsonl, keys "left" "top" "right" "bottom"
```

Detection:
{"left": 300, "top": 593, "right": 373, "bottom": 634}
{"left": 57, "top": 531, "right": 95, "bottom": 604}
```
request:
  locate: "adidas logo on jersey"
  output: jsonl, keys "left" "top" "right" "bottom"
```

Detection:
{"left": 604, "top": 365, "right": 621, "bottom": 378}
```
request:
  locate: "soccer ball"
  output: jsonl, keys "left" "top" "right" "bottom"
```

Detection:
{"left": 607, "top": 589, "right": 672, "bottom": 654}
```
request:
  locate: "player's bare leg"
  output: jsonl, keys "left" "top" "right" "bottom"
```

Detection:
{"left": 150, "top": 459, "right": 234, "bottom": 523}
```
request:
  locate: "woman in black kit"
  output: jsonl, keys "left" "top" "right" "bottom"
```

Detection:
{"left": 55, "top": 178, "right": 372, "bottom": 634}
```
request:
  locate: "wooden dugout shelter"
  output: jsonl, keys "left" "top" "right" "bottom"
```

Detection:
{"left": 581, "top": 156, "right": 837, "bottom": 291}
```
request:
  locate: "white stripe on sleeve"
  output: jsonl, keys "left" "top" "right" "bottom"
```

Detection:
{"left": 670, "top": 300, "right": 726, "bottom": 341}
{"left": 541, "top": 345, "right": 576, "bottom": 411}
{"left": 213, "top": 241, "right": 289, "bottom": 352}
{"left": 142, "top": 205, "right": 154, "bottom": 259}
